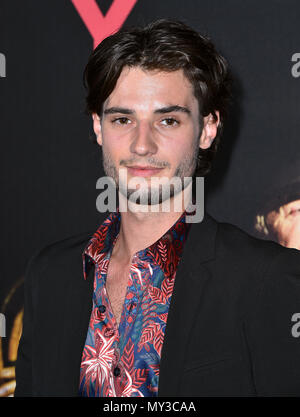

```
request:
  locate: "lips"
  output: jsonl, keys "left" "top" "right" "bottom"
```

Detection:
{"left": 128, "top": 166, "right": 160, "bottom": 169}
{"left": 127, "top": 165, "right": 163, "bottom": 177}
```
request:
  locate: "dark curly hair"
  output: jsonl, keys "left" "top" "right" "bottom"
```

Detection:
{"left": 83, "top": 18, "right": 232, "bottom": 177}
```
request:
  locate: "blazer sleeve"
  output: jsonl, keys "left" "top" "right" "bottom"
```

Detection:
{"left": 244, "top": 247, "right": 300, "bottom": 396}
{"left": 14, "top": 253, "right": 37, "bottom": 397}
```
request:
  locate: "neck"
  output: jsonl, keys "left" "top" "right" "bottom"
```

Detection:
{"left": 112, "top": 181, "right": 193, "bottom": 264}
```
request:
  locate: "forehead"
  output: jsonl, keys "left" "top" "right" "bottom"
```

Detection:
{"left": 104, "top": 66, "right": 197, "bottom": 110}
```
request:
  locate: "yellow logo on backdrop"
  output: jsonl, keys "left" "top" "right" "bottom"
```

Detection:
{"left": 0, "top": 278, "right": 24, "bottom": 397}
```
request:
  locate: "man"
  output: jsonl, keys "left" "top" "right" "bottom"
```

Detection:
{"left": 255, "top": 157, "right": 300, "bottom": 250}
{"left": 15, "top": 18, "right": 300, "bottom": 397}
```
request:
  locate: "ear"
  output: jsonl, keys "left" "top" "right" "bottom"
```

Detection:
{"left": 199, "top": 111, "right": 220, "bottom": 150}
{"left": 92, "top": 112, "right": 103, "bottom": 146}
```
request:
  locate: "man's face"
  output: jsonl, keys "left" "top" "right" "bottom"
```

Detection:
{"left": 92, "top": 66, "right": 219, "bottom": 204}
{"left": 266, "top": 199, "right": 300, "bottom": 250}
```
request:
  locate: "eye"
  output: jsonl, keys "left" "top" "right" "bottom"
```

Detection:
{"left": 289, "top": 207, "right": 300, "bottom": 216}
{"left": 111, "top": 117, "right": 131, "bottom": 125}
{"left": 161, "top": 118, "right": 180, "bottom": 127}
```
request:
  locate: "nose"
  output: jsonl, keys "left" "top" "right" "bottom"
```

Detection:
{"left": 129, "top": 119, "right": 158, "bottom": 156}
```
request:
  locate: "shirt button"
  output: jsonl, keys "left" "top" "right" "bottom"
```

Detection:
{"left": 104, "top": 327, "right": 115, "bottom": 338}
{"left": 113, "top": 366, "right": 121, "bottom": 377}
{"left": 98, "top": 305, "right": 106, "bottom": 313}
{"left": 129, "top": 302, "right": 136, "bottom": 313}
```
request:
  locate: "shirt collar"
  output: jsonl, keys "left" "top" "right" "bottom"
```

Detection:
{"left": 82, "top": 205, "right": 192, "bottom": 281}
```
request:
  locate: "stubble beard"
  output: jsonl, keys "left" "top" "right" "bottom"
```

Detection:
{"left": 101, "top": 141, "right": 199, "bottom": 206}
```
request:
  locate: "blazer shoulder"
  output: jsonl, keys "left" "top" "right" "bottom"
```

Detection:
{"left": 213, "top": 215, "right": 286, "bottom": 263}
{"left": 209, "top": 215, "right": 300, "bottom": 318}
{"left": 25, "top": 229, "right": 95, "bottom": 280}
{"left": 205, "top": 213, "right": 300, "bottom": 282}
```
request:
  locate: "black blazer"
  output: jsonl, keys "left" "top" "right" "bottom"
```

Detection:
{"left": 14, "top": 212, "right": 300, "bottom": 397}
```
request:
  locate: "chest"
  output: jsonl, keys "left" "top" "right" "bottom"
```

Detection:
{"left": 105, "top": 258, "right": 131, "bottom": 326}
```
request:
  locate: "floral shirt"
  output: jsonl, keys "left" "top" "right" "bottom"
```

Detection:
{"left": 79, "top": 208, "right": 191, "bottom": 397}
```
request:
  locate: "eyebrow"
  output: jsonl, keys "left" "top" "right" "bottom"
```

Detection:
{"left": 103, "top": 105, "right": 191, "bottom": 116}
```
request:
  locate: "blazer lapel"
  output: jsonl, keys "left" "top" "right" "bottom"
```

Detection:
{"left": 158, "top": 212, "right": 217, "bottom": 396}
